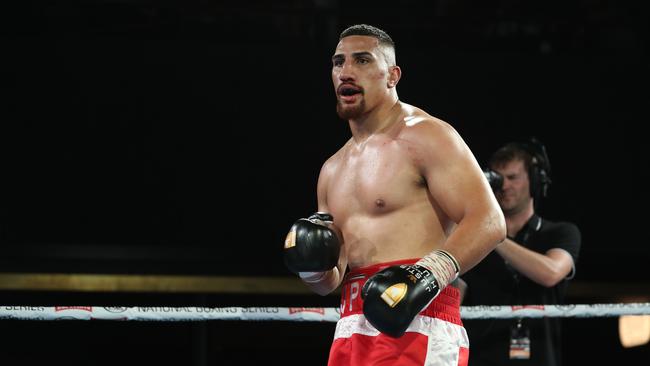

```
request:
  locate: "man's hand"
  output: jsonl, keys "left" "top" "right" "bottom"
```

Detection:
{"left": 361, "top": 250, "right": 459, "bottom": 337}
{"left": 283, "top": 212, "right": 341, "bottom": 278}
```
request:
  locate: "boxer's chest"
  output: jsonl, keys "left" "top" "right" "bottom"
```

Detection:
{"left": 327, "top": 141, "right": 424, "bottom": 218}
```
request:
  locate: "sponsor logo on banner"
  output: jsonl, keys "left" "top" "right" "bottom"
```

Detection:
{"left": 289, "top": 307, "right": 325, "bottom": 315}
{"left": 55, "top": 306, "right": 92, "bottom": 312}
{"left": 137, "top": 307, "right": 194, "bottom": 313}
{"left": 589, "top": 303, "right": 632, "bottom": 309}
{"left": 195, "top": 307, "right": 238, "bottom": 313}
{"left": 4, "top": 306, "right": 46, "bottom": 311}
{"left": 241, "top": 308, "right": 279, "bottom": 313}
{"left": 465, "top": 305, "right": 502, "bottom": 312}
{"left": 103, "top": 307, "right": 128, "bottom": 313}
{"left": 511, "top": 305, "right": 545, "bottom": 312}
{"left": 554, "top": 304, "right": 577, "bottom": 312}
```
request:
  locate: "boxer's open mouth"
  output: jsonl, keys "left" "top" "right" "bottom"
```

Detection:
{"left": 338, "top": 84, "right": 363, "bottom": 96}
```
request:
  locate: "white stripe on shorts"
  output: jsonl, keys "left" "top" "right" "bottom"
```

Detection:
{"left": 333, "top": 314, "right": 469, "bottom": 366}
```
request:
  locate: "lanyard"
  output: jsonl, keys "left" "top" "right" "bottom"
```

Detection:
{"left": 505, "top": 215, "right": 543, "bottom": 302}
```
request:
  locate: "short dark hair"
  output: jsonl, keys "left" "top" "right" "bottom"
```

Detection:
{"left": 489, "top": 143, "right": 535, "bottom": 174}
{"left": 339, "top": 24, "right": 395, "bottom": 50}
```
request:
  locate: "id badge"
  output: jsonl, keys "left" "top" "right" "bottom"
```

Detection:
{"left": 509, "top": 319, "right": 530, "bottom": 360}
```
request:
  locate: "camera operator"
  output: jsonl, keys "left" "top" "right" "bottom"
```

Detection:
{"left": 460, "top": 138, "right": 581, "bottom": 366}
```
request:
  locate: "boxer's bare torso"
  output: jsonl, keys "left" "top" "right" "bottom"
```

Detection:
{"left": 320, "top": 103, "right": 458, "bottom": 269}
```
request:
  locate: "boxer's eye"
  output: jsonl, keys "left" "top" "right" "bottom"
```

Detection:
{"left": 332, "top": 57, "right": 344, "bottom": 67}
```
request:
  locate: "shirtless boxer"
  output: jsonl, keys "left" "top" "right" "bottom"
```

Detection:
{"left": 283, "top": 24, "right": 506, "bottom": 366}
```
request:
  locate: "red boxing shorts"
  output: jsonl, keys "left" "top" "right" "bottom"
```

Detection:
{"left": 328, "top": 259, "right": 469, "bottom": 366}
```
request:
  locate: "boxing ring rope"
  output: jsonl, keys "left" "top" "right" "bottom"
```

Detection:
{"left": 3, "top": 303, "right": 650, "bottom": 322}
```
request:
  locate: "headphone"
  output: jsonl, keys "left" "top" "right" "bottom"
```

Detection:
{"left": 513, "top": 137, "right": 552, "bottom": 202}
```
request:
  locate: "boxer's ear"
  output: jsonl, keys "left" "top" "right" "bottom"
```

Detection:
{"left": 387, "top": 66, "right": 401, "bottom": 88}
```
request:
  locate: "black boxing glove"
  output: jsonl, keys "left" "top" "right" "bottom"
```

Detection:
{"left": 361, "top": 250, "right": 460, "bottom": 338}
{"left": 283, "top": 212, "right": 341, "bottom": 279}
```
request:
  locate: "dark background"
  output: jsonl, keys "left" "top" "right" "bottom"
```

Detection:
{"left": 1, "top": 0, "right": 649, "bottom": 365}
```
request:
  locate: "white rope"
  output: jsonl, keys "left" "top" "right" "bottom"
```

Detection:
{"left": 461, "top": 303, "right": 650, "bottom": 319}
{"left": 0, "top": 306, "right": 341, "bottom": 322}
{"left": 2, "top": 303, "right": 650, "bottom": 322}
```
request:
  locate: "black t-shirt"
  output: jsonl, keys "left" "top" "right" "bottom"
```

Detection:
{"left": 461, "top": 215, "right": 581, "bottom": 366}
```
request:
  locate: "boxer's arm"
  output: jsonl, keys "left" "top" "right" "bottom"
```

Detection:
{"left": 405, "top": 119, "right": 506, "bottom": 274}
{"left": 303, "top": 160, "right": 347, "bottom": 296}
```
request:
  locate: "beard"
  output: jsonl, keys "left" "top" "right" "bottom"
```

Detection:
{"left": 336, "top": 99, "right": 366, "bottom": 120}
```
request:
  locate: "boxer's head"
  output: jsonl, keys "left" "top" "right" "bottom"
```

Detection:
{"left": 332, "top": 24, "right": 401, "bottom": 120}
